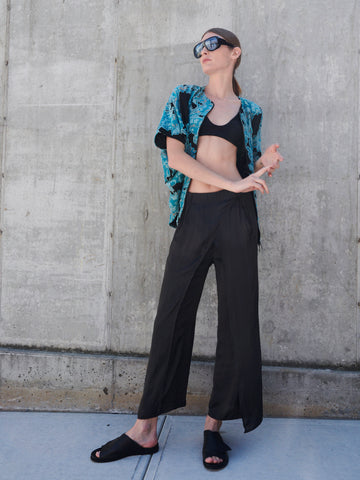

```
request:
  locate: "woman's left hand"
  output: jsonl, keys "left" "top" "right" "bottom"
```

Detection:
{"left": 258, "top": 144, "right": 283, "bottom": 177}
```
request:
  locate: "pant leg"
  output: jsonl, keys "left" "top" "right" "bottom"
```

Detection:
{"left": 209, "top": 193, "right": 263, "bottom": 432}
{"left": 137, "top": 196, "right": 215, "bottom": 419}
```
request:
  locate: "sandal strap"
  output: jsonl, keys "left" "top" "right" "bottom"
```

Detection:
{"left": 91, "top": 433, "right": 159, "bottom": 462}
{"left": 202, "top": 430, "right": 231, "bottom": 458}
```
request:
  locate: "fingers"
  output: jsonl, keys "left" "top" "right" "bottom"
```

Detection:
{"left": 257, "top": 144, "right": 283, "bottom": 180}
{"left": 254, "top": 165, "right": 272, "bottom": 177}
{"left": 267, "top": 143, "right": 280, "bottom": 153}
{"left": 268, "top": 144, "right": 283, "bottom": 159}
{"left": 267, "top": 151, "right": 284, "bottom": 172}
{"left": 234, "top": 168, "right": 272, "bottom": 194}
{"left": 256, "top": 177, "right": 269, "bottom": 194}
{"left": 249, "top": 174, "right": 269, "bottom": 194}
{"left": 272, "top": 155, "right": 283, "bottom": 169}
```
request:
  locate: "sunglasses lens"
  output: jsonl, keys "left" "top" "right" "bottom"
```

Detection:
{"left": 205, "top": 37, "right": 220, "bottom": 51}
{"left": 193, "top": 43, "right": 203, "bottom": 58}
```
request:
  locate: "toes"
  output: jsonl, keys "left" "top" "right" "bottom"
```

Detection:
{"left": 213, "top": 456, "right": 223, "bottom": 463}
{"left": 205, "top": 456, "right": 223, "bottom": 464}
{"left": 95, "top": 451, "right": 100, "bottom": 458}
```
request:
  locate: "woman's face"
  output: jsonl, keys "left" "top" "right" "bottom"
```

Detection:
{"left": 198, "top": 31, "right": 241, "bottom": 75}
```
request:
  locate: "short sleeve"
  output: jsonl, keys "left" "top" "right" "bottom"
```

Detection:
{"left": 251, "top": 108, "right": 262, "bottom": 162}
{"left": 154, "top": 86, "right": 187, "bottom": 150}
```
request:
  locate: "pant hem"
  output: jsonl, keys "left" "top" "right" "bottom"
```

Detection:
{"left": 137, "top": 401, "right": 187, "bottom": 420}
{"left": 243, "top": 416, "right": 263, "bottom": 433}
{"left": 208, "top": 411, "right": 263, "bottom": 432}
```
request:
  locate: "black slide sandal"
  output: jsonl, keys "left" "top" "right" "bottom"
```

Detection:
{"left": 202, "top": 430, "right": 231, "bottom": 470}
{"left": 90, "top": 433, "right": 159, "bottom": 463}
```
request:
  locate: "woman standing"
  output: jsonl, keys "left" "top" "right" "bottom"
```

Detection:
{"left": 91, "top": 27, "right": 283, "bottom": 470}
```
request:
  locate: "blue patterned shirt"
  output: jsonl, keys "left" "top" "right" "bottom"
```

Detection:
{"left": 154, "top": 84, "right": 263, "bottom": 227}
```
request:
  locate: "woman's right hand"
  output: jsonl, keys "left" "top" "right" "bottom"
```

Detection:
{"left": 229, "top": 166, "right": 272, "bottom": 194}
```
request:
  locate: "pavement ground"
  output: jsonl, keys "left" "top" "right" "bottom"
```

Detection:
{"left": 1, "top": 411, "right": 359, "bottom": 480}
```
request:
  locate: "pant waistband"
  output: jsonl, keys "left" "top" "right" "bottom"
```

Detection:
{"left": 186, "top": 189, "right": 253, "bottom": 205}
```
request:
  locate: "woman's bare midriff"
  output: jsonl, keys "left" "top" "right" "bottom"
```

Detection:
{"left": 188, "top": 135, "right": 242, "bottom": 192}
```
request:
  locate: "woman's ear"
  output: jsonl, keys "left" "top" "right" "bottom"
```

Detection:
{"left": 232, "top": 47, "right": 241, "bottom": 60}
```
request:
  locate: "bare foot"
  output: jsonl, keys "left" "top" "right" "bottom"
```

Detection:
{"left": 204, "top": 415, "right": 223, "bottom": 465}
{"left": 95, "top": 417, "right": 158, "bottom": 459}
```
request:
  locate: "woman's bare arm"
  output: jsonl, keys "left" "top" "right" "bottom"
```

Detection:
{"left": 167, "top": 137, "right": 271, "bottom": 194}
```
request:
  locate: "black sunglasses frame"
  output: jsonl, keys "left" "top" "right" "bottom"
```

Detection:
{"left": 193, "top": 36, "right": 235, "bottom": 59}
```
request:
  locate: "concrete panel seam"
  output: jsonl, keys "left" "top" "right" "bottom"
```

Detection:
{"left": 0, "top": 347, "right": 359, "bottom": 372}
{"left": 128, "top": 416, "right": 167, "bottom": 480}
{"left": 143, "top": 416, "right": 170, "bottom": 480}
{"left": 103, "top": 19, "right": 121, "bottom": 351}
{"left": 110, "top": 356, "right": 116, "bottom": 410}
{"left": 0, "top": 0, "right": 11, "bottom": 323}
{"left": 357, "top": 0, "right": 360, "bottom": 365}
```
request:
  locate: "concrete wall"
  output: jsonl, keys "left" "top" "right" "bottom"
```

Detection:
{"left": 0, "top": 0, "right": 359, "bottom": 418}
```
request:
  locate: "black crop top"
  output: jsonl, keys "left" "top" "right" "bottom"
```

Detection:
{"left": 198, "top": 109, "right": 244, "bottom": 149}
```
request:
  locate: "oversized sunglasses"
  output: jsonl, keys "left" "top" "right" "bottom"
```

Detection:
{"left": 193, "top": 36, "right": 235, "bottom": 59}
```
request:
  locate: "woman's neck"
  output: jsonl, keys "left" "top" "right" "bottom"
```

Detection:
{"left": 205, "top": 74, "right": 237, "bottom": 100}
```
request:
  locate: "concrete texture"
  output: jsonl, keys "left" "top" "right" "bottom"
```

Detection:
{"left": 1, "top": 412, "right": 165, "bottom": 480}
{"left": 1, "top": 348, "right": 359, "bottom": 419}
{"left": 0, "top": 0, "right": 359, "bottom": 414}
{"left": 1, "top": 0, "right": 117, "bottom": 351}
{"left": 1, "top": 412, "right": 360, "bottom": 480}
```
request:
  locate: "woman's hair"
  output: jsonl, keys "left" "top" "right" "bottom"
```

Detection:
{"left": 202, "top": 27, "right": 242, "bottom": 96}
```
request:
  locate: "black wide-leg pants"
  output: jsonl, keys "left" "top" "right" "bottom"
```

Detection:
{"left": 137, "top": 190, "right": 263, "bottom": 433}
